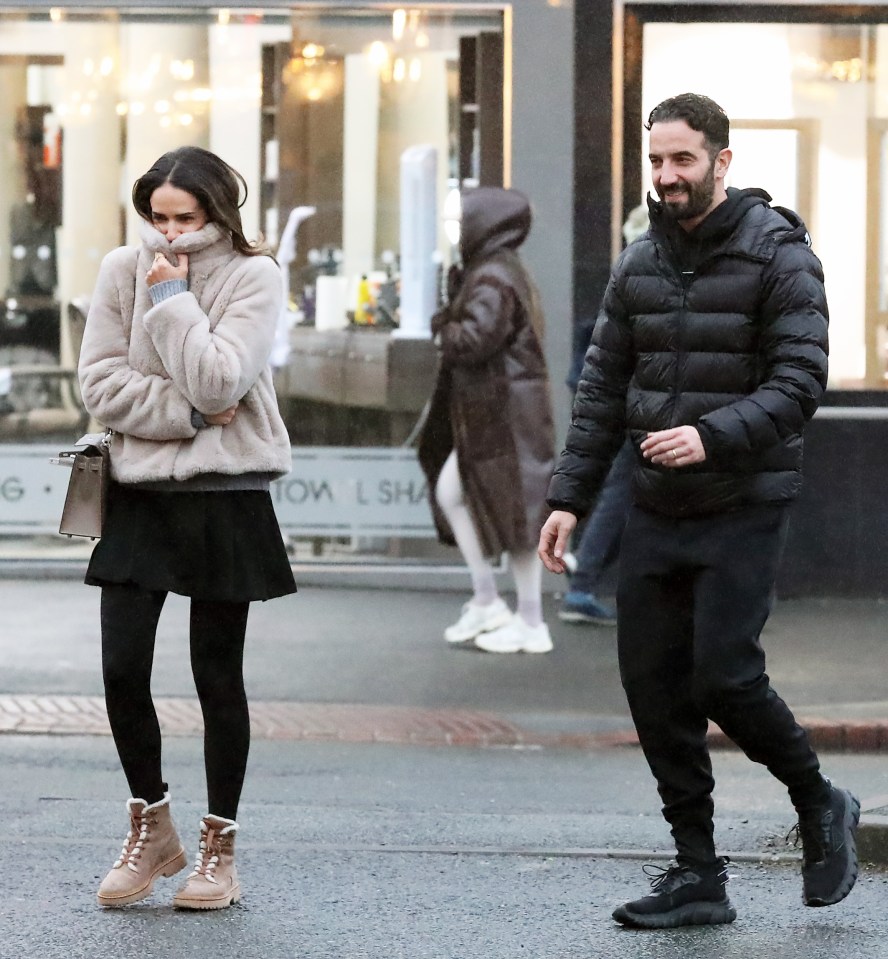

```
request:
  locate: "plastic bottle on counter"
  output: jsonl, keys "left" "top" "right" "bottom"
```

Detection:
{"left": 354, "top": 273, "right": 374, "bottom": 325}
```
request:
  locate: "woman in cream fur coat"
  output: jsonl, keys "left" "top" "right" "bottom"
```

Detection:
{"left": 78, "top": 146, "right": 296, "bottom": 912}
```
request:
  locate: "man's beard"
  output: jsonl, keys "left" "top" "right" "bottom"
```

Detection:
{"left": 656, "top": 161, "right": 716, "bottom": 222}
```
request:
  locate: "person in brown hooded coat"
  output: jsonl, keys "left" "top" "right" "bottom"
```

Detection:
{"left": 418, "top": 186, "right": 555, "bottom": 653}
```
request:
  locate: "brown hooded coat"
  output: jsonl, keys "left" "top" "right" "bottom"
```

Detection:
{"left": 418, "top": 187, "right": 555, "bottom": 558}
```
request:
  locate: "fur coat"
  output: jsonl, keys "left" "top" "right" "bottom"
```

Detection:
{"left": 78, "top": 219, "right": 292, "bottom": 483}
{"left": 418, "top": 187, "right": 555, "bottom": 557}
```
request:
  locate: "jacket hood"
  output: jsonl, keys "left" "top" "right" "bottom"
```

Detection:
{"left": 460, "top": 187, "right": 531, "bottom": 264}
{"left": 648, "top": 187, "right": 770, "bottom": 241}
{"left": 646, "top": 187, "right": 813, "bottom": 269}
{"left": 767, "top": 201, "right": 813, "bottom": 246}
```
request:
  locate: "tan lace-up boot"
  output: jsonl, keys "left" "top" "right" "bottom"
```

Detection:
{"left": 97, "top": 793, "right": 187, "bottom": 907}
{"left": 172, "top": 815, "right": 241, "bottom": 910}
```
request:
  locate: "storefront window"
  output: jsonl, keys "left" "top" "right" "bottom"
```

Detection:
{"left": 642, "top": 22, "right": 888, "bottom": 388}
{"left": 0, "top": 5, "right": 506, "bottom": 560}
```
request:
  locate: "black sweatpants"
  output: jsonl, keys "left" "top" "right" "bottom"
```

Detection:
{"left": 101, "top": 583, "right": 251, "bottom": 821}
{"left": 616, "top": 503, "right": 828, "bottom": 866}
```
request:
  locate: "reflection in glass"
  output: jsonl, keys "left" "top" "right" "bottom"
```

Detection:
{"left": 642, "top": 22, "right": 878, "bottom": 388}
{"left": 0, "top": 6, "right": 504, "bottom": 452}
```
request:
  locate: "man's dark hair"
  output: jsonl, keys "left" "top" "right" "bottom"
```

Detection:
{"left": 645, "top": 93, "right": 730, "bottom": 159}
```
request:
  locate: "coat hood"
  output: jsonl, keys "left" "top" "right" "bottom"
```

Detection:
{"left": 459, "top": 187, "right": 532, "bottom": 265}
{"left": 647, "top": 187, "right": 770, "bottom": 242}
{"left": 646, "top": 187, "right": 812, "bottom": 272}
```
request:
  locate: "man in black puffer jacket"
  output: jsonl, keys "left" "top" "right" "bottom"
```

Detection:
{"left": 540, "top": 93, "right": 859, "bottom": 929}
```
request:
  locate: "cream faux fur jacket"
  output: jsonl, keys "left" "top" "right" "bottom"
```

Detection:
{"left": 78, "top": 219, "right": 292, "bottom": 484}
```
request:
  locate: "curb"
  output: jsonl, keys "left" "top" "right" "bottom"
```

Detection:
{"left": 707, "top": 718, "right": 888, "bottom": 755}
{"left": 0, "top": 695, "right": 532, "bottom": 747}
{"left": 858, "top": 813, "right": 888, "bottom": 866}
{"left": 530, "top": 719, "right": 888, "bottom": 754}
{"left": 2, "top": 695, "right": 887, "bottom": 752}
{"left": 4, "top": 695, "right": 888, "bottom": 865}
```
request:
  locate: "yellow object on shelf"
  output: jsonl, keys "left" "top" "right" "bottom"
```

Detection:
{"left": 354, "top": 273, "right": 374, "bottom": 325}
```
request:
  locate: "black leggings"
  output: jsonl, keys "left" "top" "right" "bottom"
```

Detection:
{"left": 101, "top": 583, "right": 251, "bottom": 821}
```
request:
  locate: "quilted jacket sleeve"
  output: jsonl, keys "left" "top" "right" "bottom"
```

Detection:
{"left": 436, "top": 268, "right": 518, "bottom": 368}
{"left": 695, "top": 239, "right": 828, "bottom": 464}
{"left": 546, "top": 262, "right": 635, "bottom": 517}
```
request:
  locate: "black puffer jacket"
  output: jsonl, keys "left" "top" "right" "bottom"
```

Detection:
{"left": 547, "top": 187, "right": 829, "bottom": 518}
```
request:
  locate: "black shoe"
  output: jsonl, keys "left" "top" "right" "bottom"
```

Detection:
{"left": 796, "top": 782, "right": 860, "bottom": 907}
{"left": 612, "top": 857, "right": 737, "bottom": 929}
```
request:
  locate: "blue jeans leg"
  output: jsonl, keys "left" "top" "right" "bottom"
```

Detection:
{"left": 570, "top": 440, "right": 633, "bottom": 595}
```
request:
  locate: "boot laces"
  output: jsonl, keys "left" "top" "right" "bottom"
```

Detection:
{"left": 786, "top": 815, "right": 830, "bottom": 863}
{"left": 643, "top": 862, "right": 686, "bottom": 893}
{"left": 188, "top": 827, "right": 222, "bottom": 884}
{"left": 643, "top": 858, "right": 729, "bottom": 893}
{"left": 113, "top": 812, "right": 151, "bottom": 873}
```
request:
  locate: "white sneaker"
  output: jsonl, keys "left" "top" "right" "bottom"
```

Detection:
{"left": 474, "top": 618, "right": 554, "bottom": 654}
{"left": 443, "top": 598, "right": 512, "bottom": 644}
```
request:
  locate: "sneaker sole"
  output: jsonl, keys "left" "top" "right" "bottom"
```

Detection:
{"left": 522, "top": 640, "right": 554, "bottom": 654}
{"left": 473, "top": 637, "right": 554, "bottom": 654}
{"left": 473, "top": 640, "right": 522, "bottom": 653}
{"left": 804, "top": 790, "right": 861, "bottom": 907}
{"left": 444, "top": 611, "right": 513, "bottom": 644}
{"left": 612, "top": 898, "right": 737, "bottom": 929}
{"left": 558, "top": 610, "right": 617, "bottom": 626}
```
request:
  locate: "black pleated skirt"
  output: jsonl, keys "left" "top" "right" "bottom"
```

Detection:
{"left": 85, "top": 482, "right": 297, "bottom": 602}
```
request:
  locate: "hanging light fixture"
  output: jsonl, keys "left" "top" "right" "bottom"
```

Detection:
{"left": 283, "top": 43, "right": 342, "bottom": 103}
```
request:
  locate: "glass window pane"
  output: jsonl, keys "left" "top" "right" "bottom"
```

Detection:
{"left": 727, "top": 129, "right": 800, "bottom": 212}
{"left": 643, "top": 22, "right": 873, "bottom": 388}
{"left": 0, "top": 5, "right": 506, "bottom": 567}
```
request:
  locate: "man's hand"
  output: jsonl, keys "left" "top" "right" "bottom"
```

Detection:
{"left": 202, "top": 403, "right": 239, "bottom": 427}
{"left": 641, "top": 426, "right": 705, "bottom": 468}
{"left": 538, "top": 510, "right": 578, "bottom": 574}
{"left": 146, "top": 251, "right": 189, "bottom": 287}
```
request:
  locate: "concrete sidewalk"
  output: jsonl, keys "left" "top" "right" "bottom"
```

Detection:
{"left": 2, "top": 574, "right": 887, "bottom": 744}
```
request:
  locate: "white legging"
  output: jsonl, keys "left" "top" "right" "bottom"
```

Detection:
{"left": 436, "top": 450, "right": 543, "bottom": 626}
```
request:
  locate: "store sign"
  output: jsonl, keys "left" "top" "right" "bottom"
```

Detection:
{"left": 0, "top": 445, "right": 435, "bottom": 538}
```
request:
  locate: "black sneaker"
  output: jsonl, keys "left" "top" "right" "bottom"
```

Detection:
{"left": 796, "top": 783, "right": 860, "bottom": 907}
{"left": 612, "top": 857, "right": 737, "bottom": 929}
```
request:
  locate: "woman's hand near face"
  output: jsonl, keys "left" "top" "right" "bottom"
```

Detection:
{"left": 201, "top": 403, "right": 239, "bottom": 427}
{"left": 146, "top": 251, "right": 189, "bottom": 287}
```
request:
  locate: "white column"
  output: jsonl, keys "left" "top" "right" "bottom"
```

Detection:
{"left": 391, "top": 53, "right": 450, "bottom": 257}
{"left": 398, "top": 144, "right": 437, "bottom": 339}
{"left": 119, "top": 24, "right": 210, "bottom": 245}
{"left": 342, "top": 53, "right": 380, "bottom": 282}
{"left": 0, "top": 63, "right": 27, "bottom": 298}
{"left": 56, "top": 22, "right": 122, "bottom": 326}
{"left": 208, "top": 22, "right": 289, "bottom": 242}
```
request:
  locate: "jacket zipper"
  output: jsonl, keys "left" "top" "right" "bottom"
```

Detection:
{"left": 668, "top": 267, "right": 694, "bottom": 428}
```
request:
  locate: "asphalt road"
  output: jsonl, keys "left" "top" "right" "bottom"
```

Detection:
{"left": 2, "top": 735, "right": 887, "bottom": 959}
{"left": 4, "top": 579, "right": 888, "bottom": 956}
